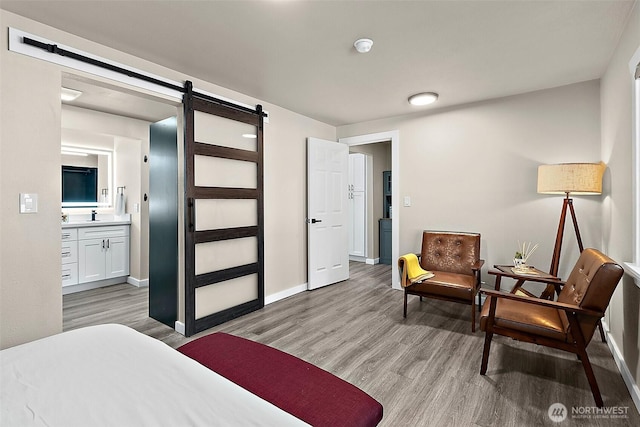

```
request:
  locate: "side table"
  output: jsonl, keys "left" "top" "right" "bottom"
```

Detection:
{"left": 490, "top": 265, "right": 561, "bottom": 299}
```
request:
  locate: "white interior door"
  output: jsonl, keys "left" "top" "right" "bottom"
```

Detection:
{"left": 307, "top": 137, "right": 349, "bottom": 290}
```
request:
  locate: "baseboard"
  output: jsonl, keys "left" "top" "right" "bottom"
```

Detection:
{"left": 127, "top": 277, "right": 149, "bottom": 288}
{"left": 174, "top": 321, "right": 185, "bottom": 336}
{"left": 265, "top": 283, "right": 307, "bottom": 305}
{"left": 349, "top": 256, "right": 379, "bottom": 265}
{"left": 601, "top": 320, "right": 640, "bottom": 414}
{"left": 172, "top": 285, "right": 307, "bottom": 336}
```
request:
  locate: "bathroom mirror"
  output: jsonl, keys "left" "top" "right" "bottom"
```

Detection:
{"left": 61, "top": 146, "right": 113, "bottom": 208}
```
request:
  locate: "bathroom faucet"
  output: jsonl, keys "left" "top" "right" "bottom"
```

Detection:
{"left": 91, "top": 210, "right": 97, "bottom": 221}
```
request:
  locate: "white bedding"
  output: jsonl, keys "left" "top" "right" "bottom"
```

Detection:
{"left": 0, "top": 324, "right": 309, "bottom": 426}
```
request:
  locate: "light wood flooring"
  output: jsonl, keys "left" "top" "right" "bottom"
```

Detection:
{"left": 63, "top": 262, "right": 639, "bottom": 426}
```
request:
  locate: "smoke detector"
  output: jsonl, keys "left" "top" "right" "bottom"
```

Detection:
{"left": 354, "top": 38, "right": 373, "bottom": 53}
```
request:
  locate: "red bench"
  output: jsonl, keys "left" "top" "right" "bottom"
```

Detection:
{"left": 178, "top": 332, "right": 383, "bottom": 427}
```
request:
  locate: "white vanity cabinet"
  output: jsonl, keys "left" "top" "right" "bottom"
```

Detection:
{"left": 77, "top": 226, "right": 130, "bottom": 283}
{"left": 61, "top": 229, "right": 79, "bottom": 287}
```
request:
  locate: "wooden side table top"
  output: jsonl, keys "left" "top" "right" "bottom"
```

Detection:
{"left": 491, "top": 265, "right": 560, "bottom": 281}
{"left": 489, "top": 265, "right": 561, "bottom": 299}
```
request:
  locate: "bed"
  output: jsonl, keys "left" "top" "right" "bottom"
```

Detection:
{"left": 0, "top": 324, "right": 383, "bottom": 426}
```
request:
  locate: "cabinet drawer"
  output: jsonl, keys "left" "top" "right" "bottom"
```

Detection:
{"left": 79, "top": 225, "right": 129, "bottom": 240}
{"left": 62, "top": 262, "right": 78, "bottom": 287}
{"left": 61, "top": 241, "right": 78, "bottom": 264}
{"left": 61, "top": 229, "right": 78, "bottom": 241}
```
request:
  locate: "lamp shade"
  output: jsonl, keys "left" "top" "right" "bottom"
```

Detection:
{"left": 537, "top": 162, "right": 605, "bottom": 195}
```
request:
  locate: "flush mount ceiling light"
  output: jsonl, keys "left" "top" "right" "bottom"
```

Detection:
{"left": 408, "top": 92, "right": 439, "bottom": 106}
{"left": 61, "top": 87, "right": 82, "bottom": 102}
{"left": 242, "top": 133, "right": 257, "bottom": 139}
{"left": 354, "top": 38, "right": 373, "bottom": 53}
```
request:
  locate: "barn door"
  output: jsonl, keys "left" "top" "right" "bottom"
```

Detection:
{"left": 183, "top": 81, "right": 264, "bottom": 336}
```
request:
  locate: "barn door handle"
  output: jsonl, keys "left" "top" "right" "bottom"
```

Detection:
{"left": 187, "top": 198, "right": 195, "bottom": 232}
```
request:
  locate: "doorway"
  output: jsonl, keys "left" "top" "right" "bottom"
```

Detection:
{"left": 340, "top": 131, "right": 400, "bottom": 288}
{"left": 60, "top": 74, "right": 180, "bottom": 330}
{"left": 348, "top": 143, "right": 390, "bottom": 265}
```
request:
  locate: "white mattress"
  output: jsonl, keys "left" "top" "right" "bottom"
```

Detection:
{"left": 0, "top": 324, "right": 309, "bottom": 426}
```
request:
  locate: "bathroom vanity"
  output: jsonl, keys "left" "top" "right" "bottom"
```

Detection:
{"left": 61, "top": 215, "right": 131, "bottom": 295}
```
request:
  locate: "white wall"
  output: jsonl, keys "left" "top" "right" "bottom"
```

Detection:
{"left": 600, "top": 0, "right": 640, "bottom": 404}
{"left": 0, "top": 17, "right": 62, "bottom": 348}
{"left": 0, "top": 10, "right": 334, "bottom": 348}
{"left": 338, "top": 81, "right": 602, "bottom": 281}
{"left": 114, "top": 137, "right": 144, "bottom": 283}
{"left": 262, "top": 106, "right": 335, "bottom": 292}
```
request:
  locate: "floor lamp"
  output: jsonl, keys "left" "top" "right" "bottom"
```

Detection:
{"left": 537, "top": 162, "right": 605, "bottom": 277}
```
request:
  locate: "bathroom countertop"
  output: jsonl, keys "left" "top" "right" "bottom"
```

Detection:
{"left": 62, "top": 214, "right": 131, "bottom": 229}
{"left": 62, "top": 219, "right": 132, "bottom": 229}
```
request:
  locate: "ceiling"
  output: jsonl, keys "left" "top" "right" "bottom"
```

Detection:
{"left": 2, "top": 0, "right": 635, "bottom": 126}
{"left": 61, "top": 75, "right": 178, "bottom": 123}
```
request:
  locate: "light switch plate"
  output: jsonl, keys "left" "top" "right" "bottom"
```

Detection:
{"left": 403, "top": 196, "right": 411, "bottom": 207}
{"left": 19, "top": 193, "right": 38, "bottom": 213}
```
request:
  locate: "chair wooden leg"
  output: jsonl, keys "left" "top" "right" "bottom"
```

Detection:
{"left": 578, "top": 348, "right": 604, "bottom": 407}
{"left": 568, "top": 313, "right": 604, "bottom": 407}
{"left": 403, "top": 290, "right": 408, "bottom": 318}
{"left": 471, "top": 300, "right": 476, "bottom": 332}
{"left": 481, "top": 296, "right": 497, "bottom": 375}
{"left": 480, "top": 331, "right": 493, "bottom": 375}
{"left": 598, "top": 319, "right": 606, "bottom": 343}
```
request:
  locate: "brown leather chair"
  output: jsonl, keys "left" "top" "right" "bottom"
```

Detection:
{"left": 479, "top": 248, "right": 624, "bottom": 407}
{"left": 400, "top": 231, "right": 484, "bottom": 332}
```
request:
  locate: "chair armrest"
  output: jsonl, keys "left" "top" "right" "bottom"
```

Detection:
{"left": 471, "top": 259, "right": 485, "bottom": 271}
{"left": 398, "top": 254, "right": 422, "bottom": 288}
{"left": 480, "top": 288, "right": 603, "bottom": 317}
{"left": 488, "top": 268, "right": 563, "bottom": 286}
